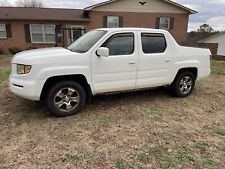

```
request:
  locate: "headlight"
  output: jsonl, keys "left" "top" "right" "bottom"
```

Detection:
{"left": 17, "top": 64, "right": 32, "bottom": 75}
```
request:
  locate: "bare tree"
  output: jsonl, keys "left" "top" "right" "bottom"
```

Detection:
{"left": 15, "top": 0, "right": 45, "bottom": 8}
{"left": 197, "top": 24, "right": 214, "bottom": 33}
{"left": 0, "top": 0, "right": 11, "bottom": 7}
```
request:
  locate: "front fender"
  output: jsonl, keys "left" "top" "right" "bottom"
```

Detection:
{"left": 35, "top": 66, "right": 94, "bottom": 94}
{"left": 37, "top": 66, "right": 91, "bottom": 83}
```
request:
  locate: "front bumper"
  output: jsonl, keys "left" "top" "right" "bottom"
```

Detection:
{"left": 9, "top": 74, "right": 43, "bottom": 101}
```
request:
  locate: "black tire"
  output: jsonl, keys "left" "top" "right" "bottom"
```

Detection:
{"left": 46, "top": 81, "right": 86, "bottom": 117}
{"left": 171, "top": 71, "right": 196, "bottom": 97}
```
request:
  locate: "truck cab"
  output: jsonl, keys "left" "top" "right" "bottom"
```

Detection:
{"left": 10, "top": 28, "right": 211, "bottom": 117}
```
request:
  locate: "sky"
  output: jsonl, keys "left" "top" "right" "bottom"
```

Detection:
{"left": 5, "top": 0, "right": 225, "bottom": 31}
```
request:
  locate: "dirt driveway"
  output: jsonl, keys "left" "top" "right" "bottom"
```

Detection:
{"left": 0, "top": 57, "right": 225, "bottom": 169}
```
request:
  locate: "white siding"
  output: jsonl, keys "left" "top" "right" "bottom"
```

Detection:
{"left": 92, "top": 0, "right": 189, "bottom": 13}
{"left": 218, "top": 43, "right": 225, "bottom": 56}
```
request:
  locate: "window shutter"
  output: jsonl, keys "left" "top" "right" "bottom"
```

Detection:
{"left": 6, "top": 24, "right": 12, "bottom": 38}
{"left": 55, "top": 24, "right": 62, "bottom": 43}
{"left": 103, "top": 16, "right": 108, "bottom": 28}
{"left": 155, "top": 17, "right": 160, "bottom": 29}
{"left": 169, "top": 17, "right": 174, "bottom": 30}
{"left": 119, "top": 16, "right": 123, "bottom": 27}
{"left": 24, "top": 24, "right": 31, "bottom": 43}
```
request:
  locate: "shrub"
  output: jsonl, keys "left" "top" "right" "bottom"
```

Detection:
{"left": 27, "top": 46, "right": 37, "bottom": 50}
{"left": 0, "top": 49, "right": 4, "bottom": 55}
{"left": 8, "top": 47, "right": 22, "bottom": 55}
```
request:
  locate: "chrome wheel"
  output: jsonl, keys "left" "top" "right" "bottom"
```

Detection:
{"left": 54, "top": 87, "right": 80, "bottom": 112}
{"left": 179, "top": 76, "right": 193, "bottom": 95}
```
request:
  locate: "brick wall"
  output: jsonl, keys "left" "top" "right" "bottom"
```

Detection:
{"left": 0, "top": 20, "right": 89, "bottom": 53}
{"left": 201, "top": 43, "right": 218, "bottom": 56}
{"left": 87, "top": 11, "right": 189, "bottom": 44}
{"left": 0, "top": 11, "right": 190, "bottom": 53}
{"left": 201, "top": 43, "right": 225, "bottom": 60}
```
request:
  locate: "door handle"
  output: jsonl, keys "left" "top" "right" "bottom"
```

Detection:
{"left": 129, "top": 61, "right": 136, "bottom": 65}
{"left": 165, "top": 59, "right": 171, "bottom": 63}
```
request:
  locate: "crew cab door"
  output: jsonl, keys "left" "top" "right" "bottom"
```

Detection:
{"left": 136, "top": 32, "right": 173, "bottom": 88}
{"left": 91, "top": 32, "right": 138, "bottom": 94}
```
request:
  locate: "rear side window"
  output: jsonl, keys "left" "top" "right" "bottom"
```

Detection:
{"left": 141, "top": 33, "right": 167, "bottom": 54}
{"left": 102, "top": 33, "right": 134, "bottom": 56}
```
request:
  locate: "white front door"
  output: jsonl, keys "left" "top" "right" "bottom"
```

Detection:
{"left": 136, "top": 32, "right": 173, "bottom": 88}
{"left": 92, "top": 32, "right": 138, "bottom": 94}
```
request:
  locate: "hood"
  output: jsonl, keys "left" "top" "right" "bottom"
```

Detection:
{"left": 12, "top": 47, "right": 74, "bottom": 64}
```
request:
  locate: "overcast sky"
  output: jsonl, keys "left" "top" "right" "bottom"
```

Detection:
{"left": 6, "top": 0, "right": 225, "bottom": 31}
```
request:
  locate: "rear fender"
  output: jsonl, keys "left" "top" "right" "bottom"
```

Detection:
{"left": 170, "top": 60, "right": 200, "bottom": 84}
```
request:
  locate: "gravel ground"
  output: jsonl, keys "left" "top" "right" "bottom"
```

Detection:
{"left": 0, "top": 58, "right": 224, "bottom": 169}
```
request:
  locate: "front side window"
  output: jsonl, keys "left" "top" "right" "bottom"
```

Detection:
{"left": 141, "top": 33, "right": 167, "bottom": 54}
{"left": 0, "top": 24, "right": 7, "bottom": 38}
{"left": 30, "top": 24, "right": 55, "bottom": 43}
{"left": 102, "top": 33, "right": 134, "bottom": 56}
{"left": 107, "top": 16, "right": 119, "bottom": 28}
{"left": 159, "top": 17, "right": 170, "bottom": 30}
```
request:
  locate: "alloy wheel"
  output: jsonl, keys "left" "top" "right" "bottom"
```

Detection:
{"left": 54, "top": 87, "right": 80, "bottom": 112}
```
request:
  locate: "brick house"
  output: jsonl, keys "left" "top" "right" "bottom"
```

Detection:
{"left": 0, "top": 0, "right": 197, "bottom": 53}
{"left": 199, "top": 32, "right": 225, "bottom": 60}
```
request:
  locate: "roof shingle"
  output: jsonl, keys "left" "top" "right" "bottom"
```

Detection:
{"left": 0, "top": 7, "right": 90, "bottom": 21}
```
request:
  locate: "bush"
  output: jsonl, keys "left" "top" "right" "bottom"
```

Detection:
{"left": 27, "top": 46, "right": 37, "bottom": 50}
{"left": 0, "top": 49, "right": 4, "bottom": 55}
{"left": 8, "top": 47, "right": 22, "bottom": 55}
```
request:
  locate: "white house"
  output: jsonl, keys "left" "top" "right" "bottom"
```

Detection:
{"left": 200, "top": 32, "right": 225, "bottom": 59}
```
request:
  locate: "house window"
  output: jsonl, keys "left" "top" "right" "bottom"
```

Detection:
{"left": 0, "top": 24, "right": 7, "bottom": 38}
{"left": 30, "top": 24, "right": 55, "bottom": 43}
{"left": 159, "top": 17, "right": 170, "bottom": 30}
{"left": 107, "top": 16, "right": 119, "bottom": 28}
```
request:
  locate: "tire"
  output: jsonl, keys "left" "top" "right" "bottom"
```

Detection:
{"left": 171, "top": 71, "right": 196, "bottom": 97}
{"left": 46, "top": 81, "right": 86, "bottom": 117}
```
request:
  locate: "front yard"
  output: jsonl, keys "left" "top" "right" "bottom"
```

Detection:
{"left": 0, "top": 55, "right": 224, "bottom": 169}
{"left": 0, "top": 55, "right": 11, "bottom": 82}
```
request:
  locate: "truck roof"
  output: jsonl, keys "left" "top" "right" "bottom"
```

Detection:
{"left": 95, "top": 27, "right": 169, "bottom": 34}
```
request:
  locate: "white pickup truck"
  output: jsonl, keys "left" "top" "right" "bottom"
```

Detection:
{"left": 10, "top": 28, "right": 211, "bottom": 117}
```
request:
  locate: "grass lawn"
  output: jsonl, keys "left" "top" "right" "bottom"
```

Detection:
{"left": 0, "top": 56, "right": 224, "bottom": 169}
{"left": 211, "top": 60, "right": 225, "bottom": 75}
{"left": 0, "top": 55, "right": 11, "bottom": 82}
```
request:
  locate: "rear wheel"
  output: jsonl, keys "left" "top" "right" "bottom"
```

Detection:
{"left": 46, "top": 81, "right": 86, "bottom": 117}
{"left": 171, "top": 71, "right": 196, "bottom": 97}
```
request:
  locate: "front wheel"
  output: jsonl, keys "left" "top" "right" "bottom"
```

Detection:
{"left": 171, "top": 71, "right": 196, "bottom": 97}
{"left": 46, "top": 81, "right": 86, "bottom": 117}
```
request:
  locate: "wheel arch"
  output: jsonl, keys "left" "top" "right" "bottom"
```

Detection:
{"left": 173, "top": 67, "right": 198, "bottom": 83}
{"left": 40, "top": 74, "right": 92, "bottom": 103}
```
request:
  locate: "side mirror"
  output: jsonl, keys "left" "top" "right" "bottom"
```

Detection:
{"left": 96, "top": 47, "right": 109, "bottom": 57}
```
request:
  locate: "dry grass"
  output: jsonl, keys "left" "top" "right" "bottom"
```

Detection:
{"left": 211, "top": 60, "right": 225, "bottom": 75}
{"left": 0, "top": 58, "right": 224, "bottom": 169}
{"left": 0, "top": 55, "right": 11, "bottom": 82}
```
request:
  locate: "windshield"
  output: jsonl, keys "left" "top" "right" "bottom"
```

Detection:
{"left": 67, "top": 30, "right": 107, "bottom": 53}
